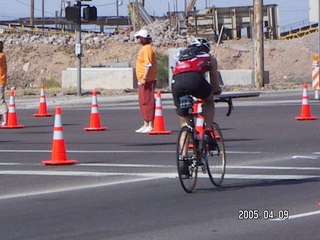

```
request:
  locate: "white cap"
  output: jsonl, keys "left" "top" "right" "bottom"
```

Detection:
{"left": 134, "top": 29, "right": 150, "bottom": 38}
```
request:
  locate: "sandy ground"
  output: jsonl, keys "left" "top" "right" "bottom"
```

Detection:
{"left": 4, "top": 32, "right": 317, "bottom": 92}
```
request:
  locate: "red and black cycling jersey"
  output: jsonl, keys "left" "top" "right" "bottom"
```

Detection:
{"left": 173, "top": 53, "right": 211, "bottom": 75}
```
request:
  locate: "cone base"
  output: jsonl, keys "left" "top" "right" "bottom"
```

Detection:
{"left": 41, "top": 159, "right": 77, "bottom": 165}
{"left": 295, "top": 116, "right": 317, "bottom": 120}
{"left": 34, "top": 113, "right": 53, "bottom": 117}
{"left": 84, "top": 127, "right": 107, "bottom": 131}
{"left": 148, "top": 130, "right": 171, "bottom": 135}
{"left": 1, "top": 125, "right": 24, "bottom": 129}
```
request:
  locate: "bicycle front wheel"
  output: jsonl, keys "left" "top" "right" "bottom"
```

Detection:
{"left": 176, "top": 126, "right": 198, "bottom": 193}
{"left": 207, "top": 122, "right": 226, "bottom": 187}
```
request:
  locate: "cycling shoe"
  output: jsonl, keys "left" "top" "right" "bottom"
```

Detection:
{"left": 205, "top": 131, "right": 218, "bottom": 151}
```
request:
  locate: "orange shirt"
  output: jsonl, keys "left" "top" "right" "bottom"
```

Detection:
{"left": 135, "top": 44, "right": 157, "bottom": 83}
{"left": 0, "top": 52, "right": 7, "bottom": 85}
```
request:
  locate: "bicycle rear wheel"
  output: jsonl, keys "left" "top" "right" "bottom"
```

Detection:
{"left": 177, "top": 126, "right": 198, "bottom": 193}
{"left": 207, "top": 122, "right": 226, "bottom": 187}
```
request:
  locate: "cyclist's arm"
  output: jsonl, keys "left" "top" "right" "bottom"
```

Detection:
{"left": 209, "top": 56, "right": 222, "bottom": 95}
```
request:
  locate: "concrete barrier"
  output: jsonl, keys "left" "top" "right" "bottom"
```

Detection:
{"left": 61, "top": 49, "right": 270, "bottom": 90}
{"left": 61, "top": 68, "right": 136, "bottom": 90}
{"left": 218, "top": 69, "right": 269, "bottom": 86}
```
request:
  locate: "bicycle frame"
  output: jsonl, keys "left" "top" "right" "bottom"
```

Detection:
{"left": 179, "top": 96, "right": 206, "bottom": 165}
{"left": 177, "top": 95, "right": 227, "bottom": 193}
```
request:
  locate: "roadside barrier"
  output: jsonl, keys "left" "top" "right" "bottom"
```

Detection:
{"left": 295, "top": 83, "right": 317, "bottom": 120}
{"left": 1, "top": 89, "right": 24, "bottom": 128}
{"left": 42, "top": 107, "right": 77, "bottom": 165}
{"left": 312, "top": 54, "right": 319, "bottom": 99}
{"left": 195, "top": 99, "right": 205, "bottom": 139}
{"left": 33, "top": 84, "right": 53, "bottom": 117}
{"left": 188, "top": 99, "right": 203, "bottom": 148}
{"left": 149, "top": 91, "right": 171, "bottom": 135}
{"left": 84, "top": 91, "right": 107, "bottom": 131}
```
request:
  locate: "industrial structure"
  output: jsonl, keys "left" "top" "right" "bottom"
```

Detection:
{"left": 0, "top": 0, "right": 315, "bottom": 41}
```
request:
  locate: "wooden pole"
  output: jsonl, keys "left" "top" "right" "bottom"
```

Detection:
{"left": 30, "top": 0, "right": 35, "bottom": 26}
{"left": 253, "top": 0, "right": 264, "bottom": 88}
{"left": 42, "top": 0, "right": 44, "bottom": 30}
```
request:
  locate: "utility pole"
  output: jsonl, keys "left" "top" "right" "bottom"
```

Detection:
{"left": 253, "top": 0, "right": 264, "bottom": 88}
{"left": 116, "top": 1, "right": 119, "bottom": 16}
{"left": 66, "top": 1, "right": 97, "bottom": 96}
{"left": 30, "top": 0, "right": 35, "bottom": 26}
{"left": 76, "top": 0, "right": 82, "bottom": 96}
{"left": 42, "top": 0, "right": 45, "bottom": 30}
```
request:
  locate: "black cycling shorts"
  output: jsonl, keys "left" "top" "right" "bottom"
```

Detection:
{"left": 171, "top": 71, "right": 212, "bottom": 116}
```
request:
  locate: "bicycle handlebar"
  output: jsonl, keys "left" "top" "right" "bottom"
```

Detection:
{"left": 214, "top": 96, "right": 234, "bottom": 117}
{"left": 178, "top": 94, "right": 234, "bottom": 117}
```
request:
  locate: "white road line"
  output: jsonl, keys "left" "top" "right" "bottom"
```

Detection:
{"left": 0, "top": 170, "right": 319, "bottom": 200}
{"left": 1, "top": 162, "right": 320, "bottom": 171}
{"left": 80, "top": 164, "right": 320, "bottom": 171}
{"left": 227, "top": 166, "right": 320, "bottom": 171}
{"left": 80, "top": 163, "right": 173, "bottom": 168}
{"left": 0, "top": 171, "right": 318, "bottom": 201}
{"left": 0, "top": 163, "right": 24, "bottom": 166}
{"left": 224, "top": 174, "right": 320, "bottom": 180}
{"left": 0, "top": 149, "right": 260, "bottom": 154}
{"left": 270, "top": 210, "right": 320, "bottom": 221}
{"left": 0, "top": 170, "right": 173, "bottom": 178}
{"left": 0, "top": 177, "right": 159, "bottom": 200}
{"left": 291, "top": 156, "right": 318, "bottom": 160}
{"left": 0, "top": 150, "right": 174, "bottom": 153}
{"left": 0, "top": 170, "right": 319, "bottom": 181}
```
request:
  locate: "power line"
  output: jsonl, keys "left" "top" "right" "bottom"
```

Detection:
{"left": 15, "top": 0, "right": 29, "bottom": 8}
{"left": 15, "top": 0, "right": 55, "bottom": 16}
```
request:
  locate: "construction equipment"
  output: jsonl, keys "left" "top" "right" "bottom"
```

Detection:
{"left": 128, "top": 0, "right": 153, "bottom": 30}
{"left": 185, "top": 0, "right": 197, "bottom": 16}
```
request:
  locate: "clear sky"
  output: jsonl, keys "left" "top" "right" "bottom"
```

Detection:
{"left": 0, "top": 0, "right": 310, "bottom": 28}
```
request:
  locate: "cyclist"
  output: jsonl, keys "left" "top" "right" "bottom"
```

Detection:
{"left": 172, "top": 38, "right": 222, "bottom": 149}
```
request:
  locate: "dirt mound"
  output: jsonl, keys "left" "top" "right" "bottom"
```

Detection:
{"left": 2, "top": 28, "right": 316, "bottom": 91}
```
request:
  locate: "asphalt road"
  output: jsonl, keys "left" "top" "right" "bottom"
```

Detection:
{"left": 1, "top": 90, "right": 320, "bottom": 240}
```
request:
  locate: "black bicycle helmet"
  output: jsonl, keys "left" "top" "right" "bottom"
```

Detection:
{"left": 188, "top": 38, "right": 211, "bottom": 53}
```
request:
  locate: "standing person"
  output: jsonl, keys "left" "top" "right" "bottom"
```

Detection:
{"left": 172, "top": 38, "right": 222, "bottom": 146}
{"left": 134, "top": 29, "right": 157, "bottom": 133}
{"left": 0, "top": 41, "right": 8, "bottom": 126}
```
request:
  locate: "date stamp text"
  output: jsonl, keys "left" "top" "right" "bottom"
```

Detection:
{"left": 238, "top": 209, "right": 289, "bottom": 220}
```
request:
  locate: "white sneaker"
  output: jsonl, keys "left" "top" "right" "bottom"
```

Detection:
{"left": 0, "top": 121, "right": 6, "bottom": 126}
{"left": 135, "top": 126, "right": 146, "bottom": 133}
{"left": 141, "top": 126, "right": 153, "bottom": 133}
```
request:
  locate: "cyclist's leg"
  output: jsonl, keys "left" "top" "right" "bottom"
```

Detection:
{"left": 203, "top": 92, "right": 215, "bottom": 128}
{"left": 194, "top": 78, "right": 217, "bottom": 149}
{"left": 177, "top": 126, "right": 198, "bottom": 192}
{"left": 191, "top": 74, "right": 213, "bottom": 128}
{"left": 172, "top": 73, "right": 194, "bottom": 127}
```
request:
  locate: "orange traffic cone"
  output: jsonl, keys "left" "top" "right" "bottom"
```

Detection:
{"left": 42, "top": 107, "right": 77, "bottom": 165}
{"left": 195, "top": 99, "right": 205, "bottom": 139}
{"left": 295, "top": 83, "right": 317, "bottom": 120}
{"left": 34, "top": 84, "right": 53, "bottom": 117}
{"left": 1, "top": 89, "right": 24, "bottom": 128}
{"left": 188, "top": 99, "right": 200, "bottom": 148}
{"left": 84, "top": 91, "right": 107, "bottom": 131}
{"left": 149, "top": 91, "right": 171, "bottom": 135}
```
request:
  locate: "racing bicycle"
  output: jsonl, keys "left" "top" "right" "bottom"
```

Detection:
{"left": 176, "top": 95, "right": 232, "bottom": 193}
